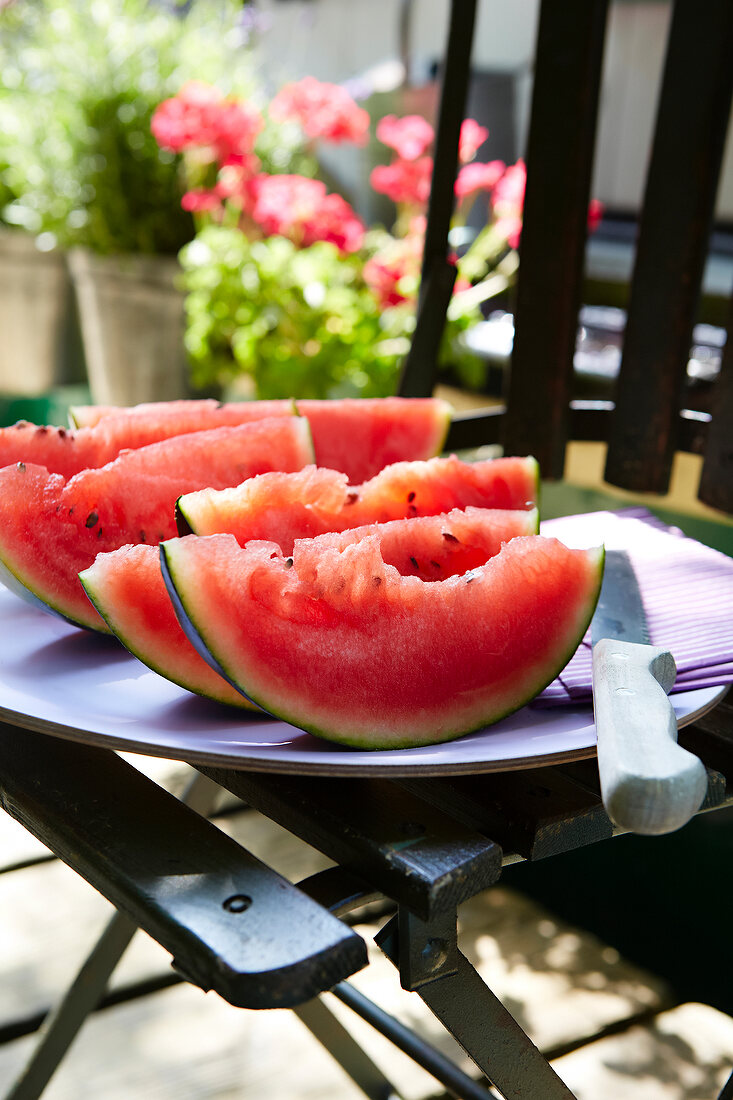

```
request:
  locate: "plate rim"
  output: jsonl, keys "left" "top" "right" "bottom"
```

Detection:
{"left": 0, "top": 580, "right": 728, "bottom": 777}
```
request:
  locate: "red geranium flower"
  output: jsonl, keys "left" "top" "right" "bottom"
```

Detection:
{"left": 181, "top": 188, "right": 222, "bottom": 213}
{"left": 152, "top": 81, "right": 263, "bottom": 164}
{"left": 587, "top": 197, "right": 604, "bottom": 232}
{"left": 363, "top": 233, "right": 423, "bottom": 308}
{"left": 370, "top": 156, "right": 433, "bottom": 207}
{"left": 252, "top": 174, "right": 365, "bottom": 253}
{"left": 455, "top": 159, "right": 506, "bottom": 199}
{"left": 458, "top": 119, "right": 489, "bottom": 163}
{"left": 493, "top": 160, "right": 526, "bottom": 213}
{"left": 376, "top": 114, "right": 435, "bottom": 161}
{"left": 492, "top": 160, "right": 527, "bottom": 248}
{"left": 269, "top": 76, "right": 370, "bottom": 145}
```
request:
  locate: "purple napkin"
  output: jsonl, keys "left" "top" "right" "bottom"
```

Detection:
{"left": 536, "top": 507, "right": 733, "bottom": 705}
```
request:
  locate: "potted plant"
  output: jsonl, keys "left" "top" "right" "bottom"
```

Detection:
{"left": 0, "top": 0, "right": 263, "bottom": 406}
{"left": 0, "top": 184, "right": 73, "bottom": 401}
{"left": 154, "top": 76, "right": 542, "bottom": 402}
{"left": 0, "top": 3, "right": 71, "bottom": 400}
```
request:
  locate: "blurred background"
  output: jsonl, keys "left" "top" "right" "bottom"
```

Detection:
{"left": 0, "top": 0, "right": 730, "bottom": 421}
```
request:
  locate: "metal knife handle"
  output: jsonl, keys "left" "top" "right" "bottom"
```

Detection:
{"left": 592, "top": 638, "right": 708, "bottom": 836}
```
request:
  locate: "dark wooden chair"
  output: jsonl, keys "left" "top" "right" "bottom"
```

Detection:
{"left": 0, "top": 2, "right": 732, "bottom": 1098}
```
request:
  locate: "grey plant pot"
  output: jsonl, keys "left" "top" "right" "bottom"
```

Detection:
{"left": 67, "top": 248, "right": 190, "bottom": 407}
{"left": 0, "top": 230, "right": 72, "bottom": 396}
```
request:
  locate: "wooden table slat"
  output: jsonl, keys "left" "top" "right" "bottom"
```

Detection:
{"left": 198, "top": 769, "right": 503, "bottom": 920}
{"left": 398, "top": 767, "right": 613, "bottom": 862}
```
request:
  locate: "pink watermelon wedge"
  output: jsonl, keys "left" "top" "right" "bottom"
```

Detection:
{"left": 69, "top": 398, "right": 223, "bottom": 429}
{"left": 0, "top": 400, "right": 295, "bottom": 480}
{"left": 161, "top": 517, "right": 604, "bottom": 749}
{"left": 67, "top": 396, "right": 452, "bottom": 483}
{"left": 80, "top": 544, "right": 258, "bottom": 708}
{"left": 296, "top": 398, "right": 451, "bottom": 483}
{"left": 80, "top": 507, "right": 536, "bottom": 708}
{"left": 176, "top": 455, "right": 539, "bottom": 554}
{"left": 0, "top": 418, "right": 313, "bottom": 631}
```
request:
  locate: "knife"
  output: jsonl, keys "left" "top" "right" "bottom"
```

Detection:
{"left": 591, "top": 549, "right": 708, "bottom": 836}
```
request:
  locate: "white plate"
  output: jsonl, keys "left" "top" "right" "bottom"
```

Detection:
{"left": 0, "top": 586, "right": 725, "bottom": 776}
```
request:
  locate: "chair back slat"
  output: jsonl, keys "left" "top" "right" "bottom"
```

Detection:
{"left": 604, "top": 0, "right": 733, "bottom": 495}
{"left": 503, "top": 0, "right": 608, "bottom": 478}
{"left": 398, "top": 0, "right": 478, "bottom": 398}
{"left": 699, "top": 295, "right": 733, "bottom": 513}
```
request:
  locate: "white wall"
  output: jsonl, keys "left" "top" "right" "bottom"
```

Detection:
{"left": 593, "top": 2, "right": 733, "bottom": 220}
{"left": 254, "top": 0, "right": 539, "bottom": 88}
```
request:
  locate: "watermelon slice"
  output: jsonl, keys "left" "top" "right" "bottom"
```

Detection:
{"left": 161, "top": 516, "right": 604, "bottom": 749}
{"left": 176, "top": 455, "right": 539, "bottom": 554}
{"left": 66, "top": 396, "right": 452, "bottom": 483}
{"left": 296, "top": 398, "right": 451, "bottom": 483}
{"left": 80, "top": 544, "right": 257, "bottom": 709}
{"left": 79, "top": 506, "right": 536, "bottom": 708}
{"left": 0, "top": 418, "right": 313, "bottom": 631}
{"left": 69, "top": 399, "right": 224, "bottom": 429}
{"left": 0, "top": 400, "right": 295, "bottom": 480}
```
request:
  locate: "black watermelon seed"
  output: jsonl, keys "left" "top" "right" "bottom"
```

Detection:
{"left": 68, "top": 507, "right": 74, "bottom": 516}
{"left": 407, "top": 491, "right": 416, "bottom": 502}
{"left": 442, "top": 532, "right": 459, "bottom": 543}
{"left": 85, "top": 511, "right": 99, "bottom": 528}
{"left": 139, "top": 530, "right": 146, "bottom": 543}
{"left": 284, "top": 557, "right": 294, "bottom": 569}
{"left": 372, "top": 576, "right": 382, "bottom": 587}
{"left": 430, "top": 560, "right": 442, "bottom": 569}
{"left": 34, "top": 425, "right": 48, "bottom": 435}
{"left": 97, "top": 528, "right": 103, "bottom": 538}
{"left": 57, "top": 428, "right": 66, "bottom": 438}
{"left": 408, "top": 504, "right": 417, "bottom": 515}
{"left": 409, "top": 556, "right": 419, "bottom": 570}
{"left": 17, "top": 462, "right": 25, "bottom": 472}
{"left": 346, "top": 491, "right": 359, "bottom": 505}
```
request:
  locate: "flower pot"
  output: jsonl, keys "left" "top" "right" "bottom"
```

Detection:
{"left": 67, "top": 249, "right": 190, "bottom": 406}
{"left": 0, "top": 230, "right": 73, "bottom": 396}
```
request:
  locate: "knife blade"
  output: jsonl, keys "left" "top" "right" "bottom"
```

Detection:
{"left": 591, "top": 549, "right": 708, "bottom": 836}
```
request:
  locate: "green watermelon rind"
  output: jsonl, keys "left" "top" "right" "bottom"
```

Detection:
{"left": 527, "top": 455, "right": 541, "bottom": 511}
{"left": 159, "top": 544, "right": 262, "bottom": 708}
{"left": 435, "top": 398, "right": 453, "bottom": 454}
{"left": 78, "top": 564, "right": 254, "bottom": 709}
{"left": 164, "top": 540, "right": 605, "bottom": 750}
{"left": 0, "top": 546, "right": 111, "bottom": 633}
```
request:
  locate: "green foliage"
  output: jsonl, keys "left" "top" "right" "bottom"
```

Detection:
{"left": 179, "top": 226, "right": 480, "bottom": 400}
{"left": 0, "top": 0, "right": 259, "bottom": 254}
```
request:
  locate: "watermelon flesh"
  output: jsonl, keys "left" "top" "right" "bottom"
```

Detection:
{"left": 69, "top": 399, "right": 225, "bottom": 429}
{"left": 80, "top": 544, "right": 257, "bottom": 709}
{"left": 286, "top": 506, "right": 538, "bottom": 582}
{"left": 79, "top": 507, "right": 535, "bottom": 708}
{"left": 67, "top": 396, "right": 452, "bottom": 483}
{"left": 177, "top": 455, "right": 539, "bottom": 554}
{"left": 0, "top": 400, "right": 295, "bottom": 480}
{"left": 295, "top": 398, "right": 451, "bottom": 483}
{"left": 161, "top": 518, "right": 604, "bottom": 748}
{"left": 0, "top": 418, "right": 314, "bottom": 631}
